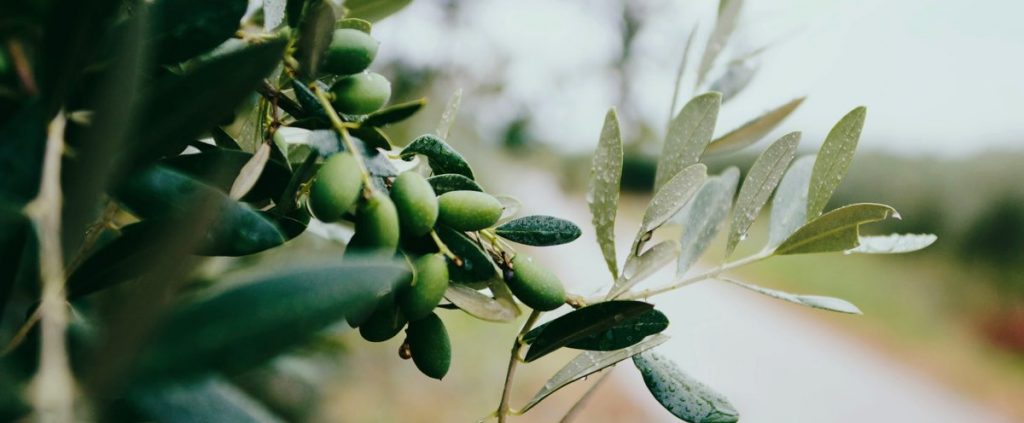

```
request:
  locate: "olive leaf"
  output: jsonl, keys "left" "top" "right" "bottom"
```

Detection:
{"left": 134, "top": 259, "right": 410, "bottom": 381}
{"left": 131, "top": 376, "right": 283, "bottom": 422}
{"left": 362, "top": 98, "right": 426, "bottom": 127}
{"left": 65, "top": 220, "right": 167, "bottom": 299}
{"left": 495, "top": 215, "right": 582, "bottom": 247}
{"left": 655, "top": 93, "right": 720, "bottom": 191}
{"left": 675, "top": 167, "right": 740, "bottom": 277}
{"left": 667, "top": 25, "right": 699, "bottom": 125}
{"left": 766, "top": 155, "right": 815, "bottom": 248}
{"left": 400, "top": 134, "right": 475, "bottom": 179}
{"left": 633, "top": 352, "right": 739, "bottom": 423}
{"left": 704, "top": 97, "right": 805, "bottom": 156}
{"left": 291, "top": 80, "right": 330, "bottom": 122}
{"left": 343, "top": 0, "right": 413, "bottom": 22}
{"left": 774, "top": 203, "right": 899, "bottom": 255}
{"left": 211, "top": 127, "right": 242, "bottom": 150}
{"left": 150, "top": 0, "right": 249, "bottom": 65}
{"left": 807, "top": 106, "right": 867, "bottom": 218}
{"left": 348, "top": 124, "right": 392, "bottom": 150}
{"left": 696, "top": 0, "right": 743, "bottom": 90}
{"left": 295, "top": 0, "right": 336, "bottom": 78}
{"left": 641, "top": 164, "right": 708, "bottom": 235}
{"left": 229, "top": 141, "right": 272, "bottom": 200}
{"left": 523, "top": 300, "right": 655, "bottom": 362}
{"left": 0, "top": 104, "right": 47, "bottom": 206}
{"left": 443, "top": 283, "right": 519, "bottom": 322}
{"left": 847, "top": 233, "right": 937, "bottom": 254}
{"left": 436, "top": 88, "right": 463, "bottom": 140}
{"left": 720, "top": 277, "right": 861, "bottom": 314}
{"left": 725, "top": 132, "right": 800, "bottom": 256}
{"left": 0, "top": 208, "right": 32, "bottom": 317}
{"left": 709, "top": 46, "right": 767, "bottom": 103}
{"left": 427, "top": 174, "right": 483, "bottom": 195}
{"left": 161, "top": 148, "right": 292, "bottom": 202}
{"left": 588, "top": 108, "right": 624, "bottom": 279}
{"left": 609, "top": 241, "right": 681, "bottom": 299}
{"left": 435, "top": 225, "right": 496, "bottom": 283}
{"left": 494, "top": 195, "right": 522, "bottom": 225}
{"left": 519, "top": 334, "right": 669, "bottom": 413}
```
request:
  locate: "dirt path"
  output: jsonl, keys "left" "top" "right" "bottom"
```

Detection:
{"left": 488, "top": 158, "right": 1016, "bottom": 422}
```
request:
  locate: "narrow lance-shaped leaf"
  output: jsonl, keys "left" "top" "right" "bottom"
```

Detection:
{"left": 588, "top": 109, "right": 623, "bottom": 279}
{"left": 343, "top": 0, "right": 414, "bottom": 22}
{"left": 427, "top": 174, "right": 483, "bottom": 195}
{"left": 642, "top": 164, "right": 708, "bottom": 234}
{"left": 775, "top": 203, "right": 899, "bottom": 255}
{"left": 436, "top": 88, "right": 463, "bottom": 140}
{"left": 767, "top": 155, "right": 815, "bottom": 248}
{"left": 400, "top": 134, "right": 475, "bottom": 179}
{"left": 131, "top": 376, "right": 283, "bottom": 423}
{"left": 675, "top": 167, "right": 740, "bottom": 276}
{"left": 229, "top": 141, "right": 272, "bottom": 200}
{"left": 709, "top": 54, "right": 760, "bottom": 103}
{"left": 435, "top": 225, "right": 496, "bottom": 283}
{"left": 633, "top": 352, "right": 739, "bottom": 423}
{"left": 362, "top": 98, "right": 426, "bottom": 127}
{"left": 807, "top": 106, "right": 867, "bottom": 218}
{"left": 695, "top": 0, "right": 744, "bottom": 89}
{"left": 704, "top": 97, "right": 805, "bottom": 156}
{"left": 609, "top": 241, "right": 681, "bottom": 299}
{"left": 524, "top": 301, "right": 655, "bottom": 362}
{"left": 295, "top": 0, "right": 335, "bottom": 78}
{"left": 495, "top": 215, "right": 582, "bottom": 247}
{"left": 495, "top": 195, "right": 522, "bottom": 225}
{"left": 667, "top": 24, "right": 699, "bottom": 127}
{"left": 519, "top": 334, "right": 669, "bottom": 413}
{"left": 655, "top": 93, "right": 721, "bottom": 190}
{"left": 444, "top": 283, "right": 519, "bottom": 322}
{"left": 726, "top": 132, "right": 800, "bottom": 256}
{"left": 721, "top": 277, "right": 861, "bottom": 314}
{"left": 847, "top": 233, "right": 937, "bottom": 254}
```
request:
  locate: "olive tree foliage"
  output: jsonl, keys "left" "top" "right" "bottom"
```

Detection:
{"left": 0, "top": 0, "right": 934, "bottom": 422}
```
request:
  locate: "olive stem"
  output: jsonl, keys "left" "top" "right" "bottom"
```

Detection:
{"left": 496, "top": 309, "right": 541, "bottom": 423}
{"left": 615, "top": 251, "right": 771, "bottom": 301}
{"left": 429, "top": 230, "right": 460, "bottom": 265}
{"left": 312, "top": 85, "right": 376, "bottom": 192}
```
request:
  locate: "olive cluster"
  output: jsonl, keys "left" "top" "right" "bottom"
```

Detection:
{"left": 322, "top": 27, "right": 392, "bottom": 115}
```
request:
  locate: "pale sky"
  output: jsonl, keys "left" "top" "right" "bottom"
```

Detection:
{"left": 374, "top": 0, "right": 1024, "bottom": 157}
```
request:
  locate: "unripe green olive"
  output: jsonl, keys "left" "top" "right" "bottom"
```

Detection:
{"left": 390, "top": 172, "right": 439, "bottom": 236}
{"left": 406, "top": 312, "right": 451, "bottom": 380}
{"left": 322, "top": 28, "right": 379, "bottom": 75}
{"left": 308, "top": 153, "right": 362, "bottom": 222}
{"left": 436, "top": 191, "right": 503, "bottom": 231}
{"left": 399, "top": 254, "right": 449, "bottom": 321}
{"left": 330, "top": 72, "right": 391, "bottom": 115}
{"left": 347, "top": 191, "right": 400, "bottom": 255}
{"left": 507, "top": 254, "right": 566, "bottom": 311}
{"left": 359, "top": 300, "right": 407, "bottom": 342}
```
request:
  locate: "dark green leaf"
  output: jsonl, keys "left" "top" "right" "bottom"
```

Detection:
{"left": 705, "top": 97, "right": 805, "bottom": 156}
{"left": 399, "top": 134, "right": 475, "bottom": 179}
{"left": 0, "top": 207, "right": 31, "bottom": 319}
{"left": 211, "top": 127, "right": 242, "bottom": 150}
{"left": 634, "top": 352, "right": 739, "bottom": 423}
{"left": 151, "top": 0, "right": 248, "bottom": 65}
{"left": 132, "top": 376, "right": 283, "bottom": 422}
{"left": 37, "top": 0, "right": 120, "bottom": 110}
{"left": 65, "top": 221, "right": 164, "bottom": 299}
{"left": 291, "top": 80, "right": 330, "bottom": 122}
{"left": 295, "top": 0, "right": 335, "bottom": 78}
{"left": 495, "top": 215, "right": 581, "bottom": 247}
{"left": 655, "top": 93, "right": 720, "bottom": 191}
{"left": 520, "top": 334, "right": 669, "bottom": 413}
{"left": 134, "top": 259, "right": 409, "bottom": 381}
{"left": 162, "top": 149, "right": 291, "bottom": 202}
{"left": 0, "top": 103, "right": 46, "bottom": 205}
{"left": 426, "top": 174, "right": 483, "bottom": 195}
{"left": 343, "top": 0, "right": 413, "bottom": 22}
{"left": 362, "top": 98, "right": 426, "bottom": 127}
{"left": 348, "top": 125, "right": 392, "bottom": 150}
{"left": 726, "top": 132, "right": 799, "bottom": 256}
{"left": 588, "top": 109, "right": 623, "bottom": 279}
{"left": 775, "top": 203, "right": 898, "bottom": 255}
{"left": 807, "top": 106, "right": 866, "bottom": 218}
{"left": 115, "top": 166, "right": 286, "bottom": 256}
{"left": 435, "top": 225, "right": 496, "bottom": 284}
{"left": 135, "top": 38, "right": 287, "bottom": 164}
{"left": 561, "top": 308, "right": 668, "bottom": 351}
{"left": 523, "top": 301, "right": 654, "bottom": 362}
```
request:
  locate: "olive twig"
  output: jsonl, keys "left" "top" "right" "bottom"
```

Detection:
{"left": 496, "top": 309, "right": 541, "bottom": 423}
{"left": 611, "top": 250, "right": 772, "bottom": 301}
{"left": 429, "top": 230, "right": 460, "bottom": 265}
{"left": 312, "top": 85, "right": 376, "bottom": 194}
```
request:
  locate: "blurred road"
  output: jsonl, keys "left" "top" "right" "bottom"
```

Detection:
{"left": 489, "top": 159, "right": 1015, "bottom": 423}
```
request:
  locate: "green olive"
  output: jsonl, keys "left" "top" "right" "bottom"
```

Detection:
{"left": 322, "top": 28, "right": 379, "bottom": 75}
{"left": 406, "top": 312, "right": 451, "bottom": 380}
{"left": 359, "top": 300, "right": 407, "bottom": 342}
{"left": 507, "top": 254, "right": 566, "bottom": 311}
{"left": 308, "top": 153, "right": 362, "bottom": 223}
{"left": 347, "top": 191, "right": 400, "bottom": 255}
{"left": 390, "top": 172, "right": 439, "bottom": 236}
{"left": 330, "top": 72, "right": 391, "bottom": 115}
{"left": 436, "top": 191, "right": 503, "bottom": 231}
{"left": 399, "top": 254, "right": 449, "bottom": 321}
